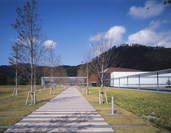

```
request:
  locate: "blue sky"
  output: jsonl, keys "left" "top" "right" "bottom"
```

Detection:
{"left": 0, "top": 0, "right": 171, "bottom": 66}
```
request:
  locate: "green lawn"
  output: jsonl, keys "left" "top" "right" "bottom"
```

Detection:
{"left": 78, "top": 87, "right": 171, "bottom": 133}
{"left": 105, "top": 87, "right": 171, "bottom": 131}
{"left": 0, "top": 85, "right": 67, "bottom": 133}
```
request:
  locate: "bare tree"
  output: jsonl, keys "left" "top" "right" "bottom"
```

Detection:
{"left": 55, "top": 66, "right": 68, "bottom": 90}
{"left": 75, "top": 74, "right": 82, "bottom": 89}
{"left": 53, "top": 65, "right": 61, "bottom": 91}
{"left": 83, "top": 52, "right": 92, "bottom": 95}
{"left": 33, "top": 41, "right": 48, "bottom": 91}
{"left": 9, "top": 40, "right": 21, "bottom": 96}
{"left": 42, "top": 65, "right": 49, "bottom": 90}
{"left": 46, "top": 43, "right": 61, "bottom": 94}
{"left": 147, "top": 0, "right": 171, "bottom": 9}
{"left": 76, "top": 63, "right": 86, "bottom": 92}
{"left": 12, "top": 0, "right": 46, "bottom": 104}
{"left": 86, "top": 62, "right": 89, "bottom": 94}
{"left": 88, "top": 31, "right": 118, "bottom": 104}
{"left": 61, "top": 66, "right": 68, "bottom": 89}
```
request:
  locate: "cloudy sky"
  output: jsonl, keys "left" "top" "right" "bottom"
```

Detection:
{"left": 0, "top": 0, "right": 171, "bottom": 66}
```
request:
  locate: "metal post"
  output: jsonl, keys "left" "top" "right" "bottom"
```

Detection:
{"left": 157, "top": 72, "right": 159, "bottom": 91}
{"left": 127, "top": 77, "right": 128, "bottom": 89}
{"left": 99, "top": 91, "right": 101, "bottom": 105}
{"left": 139, "top": 75, "right": 140, "bottom": 90}
{"left": 82, "top": 87, "right": 84, "bottom": 92}
{"left": 113, "top": 79, "right": 114, "bottom": 88}
{"left": 111, "top": 97, "right": 114, "bottom": 114}
{"left": 119, "top": 78, "right": 120, "bottom": 88}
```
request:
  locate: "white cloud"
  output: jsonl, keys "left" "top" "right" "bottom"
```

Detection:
{"left": 128, "top": 1, "right": 165, "bottom": 19}
{"left": 43, "top": 40, "right": 57, "bottom": 48}
{"left": 88, "top": 26, "right": 126, "bottom": 56}
{"left": 89, "top": 26, "right": 126, "bottom": 45}
{"left": 155, "top": 31, "right": 171, "bottom": 47}
{"left": 89, "top": 32, "right": 105, "bottom": 42}
{"left": 126, "top": 21, "right": 171, "bottom": 48}
{"left": 127, "top": 29, "right": 162, "bottom": 45}
{"left": 162, "top": 12, "right": 171, "bottom": 23}
{"left": 149, "top": 20, "right": 160, "bottom": 30}
{"left": 105, "top": 26, "right": 126, "bottom": 45}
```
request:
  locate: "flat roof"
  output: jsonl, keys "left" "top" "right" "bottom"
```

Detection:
{"left": 104, "top": 68, "right": 141, "bottom": 73}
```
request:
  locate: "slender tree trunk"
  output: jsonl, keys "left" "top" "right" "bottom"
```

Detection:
{"left": 86, "top": 63, "right": 89, "bottom": 95}
{"left": 31, "top": 48, "right": 34, "bottom": 104}
{"left": 101, "top": 64, "right": 104, "bottom": 103}
{"left": 51, "top": 66, "right": 53, "bottom": 94}
{"left": 44, "top": 79, "right": 46, "bottom": 90}
{"left": 44, "top": 74, "right": 46, "bottom": 90}
{"left": 15, "top": 68, "right": 18, "bottom": 96}
{"left": 30, "top": 2, "right": 34, "bottom": 105}
{"left": 34, "top": 66, "right": 36, "bottom": 92}
{"left": 62, "top": 81, "right": 64, "bottom": 90}
{"left": 51, "top": 83, "right": 53, "bottom": 94}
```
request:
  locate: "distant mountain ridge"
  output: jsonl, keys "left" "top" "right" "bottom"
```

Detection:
{"left": 0, "top": 44, "right": 171, "bottom": 78}
{"left": 0, "top": 65, "right": 80, "bottom": 78}
{"left": 0, "top": 65, "right": 15, "bottom": 78}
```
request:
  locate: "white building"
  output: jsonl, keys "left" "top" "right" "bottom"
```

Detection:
{"left": 108, "top": 68, "right": 171, "bottom": 90}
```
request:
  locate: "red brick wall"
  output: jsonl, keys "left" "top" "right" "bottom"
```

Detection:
{"left": 86, "top": 72, "right": 98, "bottom": 87}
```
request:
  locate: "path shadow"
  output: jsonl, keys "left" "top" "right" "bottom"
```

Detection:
{"left": 5, "top": 112, "right": 95, "bottom": 132}
{"left": 49, "top": 96, "right": 81, "bottom": 103}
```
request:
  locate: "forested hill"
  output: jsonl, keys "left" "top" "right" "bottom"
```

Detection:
{"left": 0, "top": 64, "right": 80, "bottom": 78}
{"left": 0, "top": 44, "right": 171, "bottom": 78}
{"left": 108, "top": 44, "right": 171, "bottom": 71}
{"left": 62, "top": 65, "right": 80, "bottom": 76}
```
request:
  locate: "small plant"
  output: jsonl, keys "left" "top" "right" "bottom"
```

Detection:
{"left": 166, "top": 77, "right": 171, "bottom": 88}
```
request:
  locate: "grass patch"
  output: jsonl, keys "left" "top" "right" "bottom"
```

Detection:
{"left": 0, "top": 118, "right": 21, "bottom": 126}
{"left": 77, "top": 87, "right": 170, "bottom": 133}
{"left": 105, "top": 87, "right": 171, "bottom": 131}
{"left": 112, "top": 126, "right": 168, "bottom": 133}
{"left": 104, "top": 117, "right": 146, "bottom": 125}
{"left": 0, "top": 85, "right": 30, "bottom": 97}
{"left": 0, "top": 85, "right": 67, "bottom": 133}
{"left": 0, "top": 128, "right": 7, "bottom": 133}
{"left": 0, "top": 111, "right": 31, "bottom": 117}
